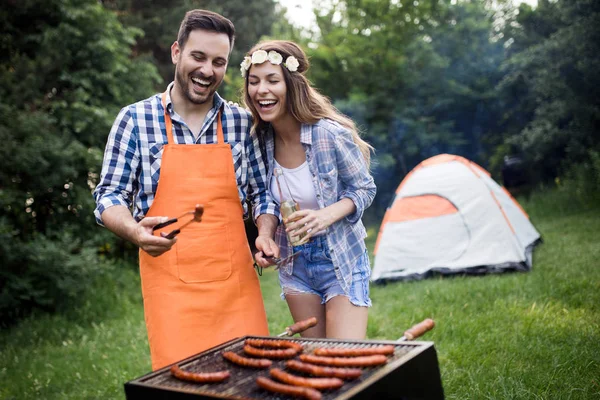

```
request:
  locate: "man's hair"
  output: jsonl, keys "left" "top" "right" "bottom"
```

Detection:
{"left": 177, "top": 9, "right": 235, "bottom": 51}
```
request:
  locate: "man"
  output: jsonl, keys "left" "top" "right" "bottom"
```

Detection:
{"left": 93, "top": 9, "right": 279, "bottom": 371}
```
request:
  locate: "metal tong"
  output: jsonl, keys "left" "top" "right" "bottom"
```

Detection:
{"left": 263, "top": 250, "right": 302, "bottom": 269}
{"left": 152, "top": 204, "right": 204, "bottom": 239}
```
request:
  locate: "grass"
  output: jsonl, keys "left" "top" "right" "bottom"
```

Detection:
{"left": 1, "top": 188, "right": 599, "bottom": 399}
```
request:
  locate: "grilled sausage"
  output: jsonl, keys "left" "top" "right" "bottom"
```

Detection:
{"left": 270, "top": 368, "right": 344, "bottom": 390}
{"left": 286, "top": 360, "right": 362, "bottom": 380}
{"left": 245, "top": 338, "right": 303, "bottom": 352}
{"left": 299, "top": 354, "right": 388, "bottom": 367}
{"left": 256, "top": 376, "right": 322, "bottom": 400}
{"left": 285, "top": 317, "right": 318, "bottom": 336}
{"left": 244, "top": 344, "right": 299, "bottom": 359}
{"left": 170, "top": 365, "right": 230, "bottom": 383}
{"left": 313, "top": 345, "right": 395, "bottom": 357}
{"left": 222, "top": 351, "right": 272, "bottom": 368}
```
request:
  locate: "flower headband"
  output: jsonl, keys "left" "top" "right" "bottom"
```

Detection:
{"left": 240, "top": 50, "right": 299, "bottom": 78}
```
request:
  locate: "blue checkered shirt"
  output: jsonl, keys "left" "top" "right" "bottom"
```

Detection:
{"left": 93, "top": 82, "right": 277, "bottom": 225}
{"left": 264, "top": 119, "right": 377, "bottom": 294}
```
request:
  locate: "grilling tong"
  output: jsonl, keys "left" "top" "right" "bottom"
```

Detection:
{"left": 152, "top": 204, "right": 204, "bottom": 239}
{"left": 262, "top": 250, "right": 302, "bottom": 269}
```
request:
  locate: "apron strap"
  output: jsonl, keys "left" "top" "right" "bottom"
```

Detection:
{"left": 216, "top": 110, "right": 224, "bottom": 144}
{"left": 161, "top": 92, "right": 175, "bottom": 145}
{"left": 161, "top": 91, "right": 224, "bottom": 145}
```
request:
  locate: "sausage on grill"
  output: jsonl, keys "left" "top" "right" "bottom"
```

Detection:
{"left": 256, "top": 376, "right": 322, "bottom": 400}
{"left": 299, "top": 354, "right": 388, "bottom": 367}
{"left": 313, "top": 345, "right": 395, "bottom": 357}
{"left": 222, "top": 351, "right": 272, "bottom": 368}
{"left": 286, "top": 359, "right": 362, "bottom": 380}
{"left": 170, "top": 365, "right": 230, "bottom": 383}
{"left": 244, "top": 344, "right": 299, "bottom": 359}
{"left": 245, "top": 338, "right": 303, "bottom": 352}
{"left": 270, "top": 367, "right": 344, "bottom": 390}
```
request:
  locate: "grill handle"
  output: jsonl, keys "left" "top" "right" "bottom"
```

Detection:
{"left": 399, "top": 318, "right": 435, "bottom": 341}
{"left": 278, "top": 317, "right": 318, "bottom": 337}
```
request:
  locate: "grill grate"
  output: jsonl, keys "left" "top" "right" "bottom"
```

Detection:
{"left": 125, "top": 336, "right": 443, "bottom": 400}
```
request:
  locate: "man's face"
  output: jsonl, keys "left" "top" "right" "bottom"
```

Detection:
{"left": 171, "top": 30, "right": 230, "bottom": 105}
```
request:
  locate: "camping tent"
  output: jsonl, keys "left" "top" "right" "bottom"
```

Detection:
{"left": 372, "top": 154, "right": 541, "bottom": 282}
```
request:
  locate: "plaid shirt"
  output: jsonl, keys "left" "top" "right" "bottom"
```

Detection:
{"left": 264, "top": 119, "right": 377, "bottom": 294}
{"left": 93, "top": 82, "right": 277, "bottom": 224}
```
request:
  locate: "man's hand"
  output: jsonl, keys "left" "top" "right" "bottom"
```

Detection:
{"left": 254, "top": 234, "right": 279, "bottom": 268}
{"left": 135, "top": 217, "right": 177, "bottom": 257}
{"left": 101, "top": 206, "right": 176, "bottom": 257}
{"left": 254, "top": 213, "right": 279, "bottom": 267}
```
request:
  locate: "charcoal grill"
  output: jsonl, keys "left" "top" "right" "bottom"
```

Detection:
{"left": 124, "top": 336, "right": 444, "bottom": 400}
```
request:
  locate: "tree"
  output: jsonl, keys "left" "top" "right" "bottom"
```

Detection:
{"left": 0, "top": 0, "right": 160, "bottom": 324}
{"left": 500, "top": 0, "right": 600, "bottom": 183}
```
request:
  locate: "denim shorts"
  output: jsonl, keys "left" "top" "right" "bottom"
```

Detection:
{"left": 279, "top": 235, "right": 372, "bottom": 307}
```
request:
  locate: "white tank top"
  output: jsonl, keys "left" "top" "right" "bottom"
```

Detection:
{"left": 271, "top": 160, "right": 326, "bottom": 237}
{"left": 270, "top": 160, "right": 320, "bottom": 211}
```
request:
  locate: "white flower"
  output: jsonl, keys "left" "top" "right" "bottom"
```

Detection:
{"left": 268, "top": 51, "right": 283, "bottom": 65}
{"left": 240, "top": 56, "right": 252, "bottom": 77}
{"left": 241, "top": 56, "right": 252, "bottom": 70}
{"left": 285, "top": 56, "right": 300, "bottom": 72}
{"left": 251, "top": 50, "right": 268, "bottom": 65}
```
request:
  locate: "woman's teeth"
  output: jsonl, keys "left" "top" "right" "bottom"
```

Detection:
{"left": 258, "top": 100, "right": 277, "bottom": 108}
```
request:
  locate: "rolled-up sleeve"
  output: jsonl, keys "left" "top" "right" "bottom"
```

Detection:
{"left": 334, "top": 128, "right": 376, "bottom": 224}
{"left": 93, "top": 107, "right": 139, "bottom": 226}
{"left": 247, "top": 129, "right": 279, "bottom": 223}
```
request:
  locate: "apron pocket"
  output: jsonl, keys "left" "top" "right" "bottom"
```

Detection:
{"left": 176, "top": 226, "right": 233, "bottom": 283}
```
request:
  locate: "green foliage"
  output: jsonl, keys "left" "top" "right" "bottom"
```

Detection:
{"left": 0, "top": 0, "right": 160, "bottom": 324}
{"left": 500, "top": 0, "right": 600, "bottom": 183}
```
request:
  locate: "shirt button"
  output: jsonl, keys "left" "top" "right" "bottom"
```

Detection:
{"left": 316, "top": 194, "right": 321, "bottom": 198}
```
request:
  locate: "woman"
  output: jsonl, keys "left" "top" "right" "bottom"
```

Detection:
{"left": 242, "top": 40, "right": 376, "bottom": 339}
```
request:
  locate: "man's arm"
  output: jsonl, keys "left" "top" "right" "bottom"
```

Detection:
{"left": 93, "top": 106, "right": 174, "bottom": 257}
{"left": 101, "top": 206, "right": 175, "bottom": 257}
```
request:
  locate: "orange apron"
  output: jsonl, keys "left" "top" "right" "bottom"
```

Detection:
{"left": 139, "top": 93, "right": 269, "bottom": 370}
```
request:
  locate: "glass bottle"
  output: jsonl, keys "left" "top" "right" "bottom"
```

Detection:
{"left": 274, "top": 167, "right": 306, "bottom": 246}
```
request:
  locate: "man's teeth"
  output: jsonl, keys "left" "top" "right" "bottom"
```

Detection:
{"left": 259, "top": 100, "right": 277, "bottom": 106}
{"left": 191, "top": 77, "right": 210, "bottom": 86}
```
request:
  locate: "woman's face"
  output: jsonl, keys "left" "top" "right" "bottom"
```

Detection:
{"left": 247, "top": 61, "right": 288, "bottom": 124}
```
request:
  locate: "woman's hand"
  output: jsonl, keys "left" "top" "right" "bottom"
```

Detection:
{"left": 285, "top": 209, "right": 334, "bottom": 241}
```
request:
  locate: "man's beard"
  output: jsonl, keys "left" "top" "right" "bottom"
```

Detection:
{"left": 175, "top": 68, "right": 219, "bottom": 105}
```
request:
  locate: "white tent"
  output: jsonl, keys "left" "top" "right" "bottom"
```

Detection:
{"left": 372, "top": 154, "right": 541, "bottom": 282}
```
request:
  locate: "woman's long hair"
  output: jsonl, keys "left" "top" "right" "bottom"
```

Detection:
{"left": 242, "top": 40, "right": 373, "bottom": 166}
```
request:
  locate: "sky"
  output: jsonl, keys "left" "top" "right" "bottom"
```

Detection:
{"left": 276, "top": 0, "right": 539, "bottom": 29}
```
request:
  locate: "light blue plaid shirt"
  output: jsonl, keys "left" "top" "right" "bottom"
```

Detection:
{"left": 264, "top": 119, "right": 376, "bottom": 294}
{"left": 93, "top": 82, "right": 277, "bottom": 224}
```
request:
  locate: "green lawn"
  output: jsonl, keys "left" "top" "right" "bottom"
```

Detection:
{"left": 1, "top": 189, "right": 599, "bottom": 399}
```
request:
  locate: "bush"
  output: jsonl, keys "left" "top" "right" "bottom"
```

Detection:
{"left": 0, "top": 224, "right": 107, "bottom": 326}
{"left": 558, "top": 150, "right": 600, "bottom": 206}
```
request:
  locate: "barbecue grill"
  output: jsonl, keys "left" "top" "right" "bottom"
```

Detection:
{"left": 124, "top": 336, "right": 444, "bottom": 399}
